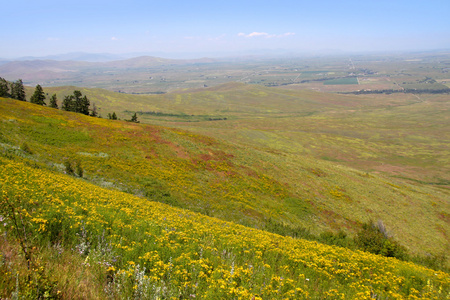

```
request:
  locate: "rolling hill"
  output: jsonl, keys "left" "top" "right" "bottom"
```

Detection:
{"left": 0, "top": 56, "right": 217, "bottom": 83}
{"left": 0, "top": 99, "right": 450, "bottom": 299}
{"left": 0, "top": 82, "right": 449, "bottom": 298}
{"left": 4, "top": 83, "right": 450, "bottom": 255}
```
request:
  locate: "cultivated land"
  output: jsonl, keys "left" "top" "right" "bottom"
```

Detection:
{"left": 2, "top": 51, "right": 450, "bottom": 94}
{"left": 1, "top": 51, "right": 449, "bottom": 298}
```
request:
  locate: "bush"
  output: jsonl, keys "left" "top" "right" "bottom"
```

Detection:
{"left": 64, "top": 161, "right": 74, "bottom": 175}
{"left": 76, "top": 161, "right": 83, "bottom": 178}
{"left": 355, "top": 220, "right": 408, "bottom": 260}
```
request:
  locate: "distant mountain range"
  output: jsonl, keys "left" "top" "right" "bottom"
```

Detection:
{"left": 0, "top": 55, "right": 219, "bottom": 83}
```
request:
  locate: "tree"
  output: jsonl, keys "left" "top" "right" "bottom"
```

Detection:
{"left": 108, "top": 112, "right": 118, "bottom": 120}
{"left": 10, "top": 79, "right": 26, "bottom": 101}
{"left": 79, "top": 95, "right": 90, "bottom": 115}
{"left": 130, "top": 112, "right": 139, "bottom": 123}
{"left": 76, "top": 161, "right": 83, "bottom": 177}
{"left": 72, "top": 90, "right": 90, "bottom": 115}
{"left": 62, "top": 95, "right": 74, "bottom": 111}
{"left": 30, "top": 84, "right": 46, "bottom": 105}
{"left": 0, "top": 77, "right": 9, "bottom": 97}
{"left": 49, "top": 94, "right": 58, "bottom": 108}
{"left": 61, "top": 90, "right": 90, "bottom": 114}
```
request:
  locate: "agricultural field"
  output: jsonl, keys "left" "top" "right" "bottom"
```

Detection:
{"left": 2, "top": 51, "right": 450, "bottom": 94}
{"left": 323, "top": 77, "right": 359, "bottom": 85}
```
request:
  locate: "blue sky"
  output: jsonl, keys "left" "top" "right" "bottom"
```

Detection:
{"left": 1, "top": 0, "right": 449, "bottom": 58}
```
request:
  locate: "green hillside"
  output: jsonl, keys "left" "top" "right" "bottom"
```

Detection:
{"left": 9, "top": 84, "right": 450, "bottom": 255}
{"left": 0, "top": 98, "right": 448, "bottom": 298}
{"left": 1, "top": 153, "right": 449, "bottom": 299}
{"left": 1, "top": 84, "right": 449, "bottom": 298}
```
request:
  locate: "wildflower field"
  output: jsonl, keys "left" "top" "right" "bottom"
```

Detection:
{"left": 1, "top": 156, "right": 449, "bottom": 299}
{"left": 0, "top": 96, "right": 449, "bottom": 298}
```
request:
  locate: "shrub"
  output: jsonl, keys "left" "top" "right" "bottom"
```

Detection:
{"left": 76, "top": 161, "right": 83, "bottom": 178}
{"left": 355, "top": 220, "right": 408, "bottom": 260}
{"left": 64, "top": 161, "right": 74, "bottom": 175}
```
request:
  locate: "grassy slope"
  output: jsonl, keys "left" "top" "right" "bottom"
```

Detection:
{"left": 1, "top": 155, "right": 449, "bottom": 299}
{"left": 1, "top": 95, "right": 449, "bottom": 259}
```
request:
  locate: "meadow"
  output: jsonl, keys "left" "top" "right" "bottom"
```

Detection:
{"left": 1, "top": 149, "right": 449, "bottom": 299}
{"left": 1, "top": 95, "right": 449, "bottom": 261}
{"left": 1, "top": 51, "right": 449, "bottom": 297}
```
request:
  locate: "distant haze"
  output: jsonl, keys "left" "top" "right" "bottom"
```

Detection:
{"left": 1, "top": 0, "right": 450, "bottom": 59}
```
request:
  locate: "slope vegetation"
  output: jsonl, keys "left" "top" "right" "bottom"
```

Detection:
{"left": 0, "top": 131, "right": 449, "bottom": 299}
{"left": 1, "top": 96, "right": 449, "bottom": 298}
{"left": 1, "top": 96, "right": 449, "bottom": 257}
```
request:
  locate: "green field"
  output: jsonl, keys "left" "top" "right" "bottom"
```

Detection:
{"left": 1, "top": 51, "right": 449, "bottom": 298}
{"left": 323, "top": 77, "right": 358, "bottom": 85}
{"left": 7, "top": 82, "right": 450, "bottom": 258}
{"left": 1, "top": 97, "right": 449, "bottom": 298}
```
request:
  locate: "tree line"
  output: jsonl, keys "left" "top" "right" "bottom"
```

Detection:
{"left": 0, "top": 77, "right": 141, "bottom": 122}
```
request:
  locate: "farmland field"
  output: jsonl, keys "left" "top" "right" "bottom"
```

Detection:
{"left": 323, "top": 77, "right": 359, "bottom": 85}
{"left": 2, "top": 51, "right": 450, "bottom": 94}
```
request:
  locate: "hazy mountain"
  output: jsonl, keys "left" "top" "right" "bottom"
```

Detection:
{"left": 15, "top": 52, "right": 126, "bottom": 62}
{"left": 0, "top": 55, "right": 219, "bottom": 84}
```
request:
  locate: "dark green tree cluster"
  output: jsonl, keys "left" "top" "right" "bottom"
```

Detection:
{"left": 107, "top": 112, "right": 118, "bottom": 120}
{"left": 0, "top": 77, "right": 9, "bottom": 97}
{"left": 1, "top": 78, "right": 26, "bottom": 101}
{"left": 90, "top": 103, "right": 98, "bottom": 117}
{"left": 62, "top": 90, "right": 90, "bottom": 115}
{"left": 11, "top": 79, "right": 26, "bottom": 101}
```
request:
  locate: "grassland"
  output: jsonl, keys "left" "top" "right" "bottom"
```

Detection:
{"left": 1, "top": 52, "right": 449, "bottom": 297}
{"left": 1, "top": 89, "right": 449, "bottom": 254}
{"left": 41, "top": 82, "right": 448, "bottom": 185}
{"left": 1, "top": 153, "right": 449, "bottom": 298}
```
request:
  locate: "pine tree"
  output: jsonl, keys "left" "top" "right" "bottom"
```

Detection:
{"left": 108, "top": 112, "right": 118, "bottom": 120}
{"left": 61, "top": 90, "right": 90, "bottom": 114}
{"left": 131, "top": 112, "right": 139, "bottom": 123}
{"left": 72, "top": 90, "right": 90, "bottom": 115}
{"left": 30, "top": 84, "right": 46, "bottom": 105}
{"left": 11, "top": 79, "right": 26, "bottom": 101}
{"left": 0, "top": 77, "right": 9, "bottom": 97}
{"left": 73, "top": 90, "right": 83, "bottom": 113}
{"left": 49, "top": 94, "right": 58, "bottom": 108}
{"left": 80, "top": 95, "right": 90, "bottom": 115}
{"left": 62, "top": 95, "right": 74, "bottom": 111}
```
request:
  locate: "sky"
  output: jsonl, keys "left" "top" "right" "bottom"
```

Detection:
{"left": 1, "top": 0, "right": 449, "bottom": 59}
